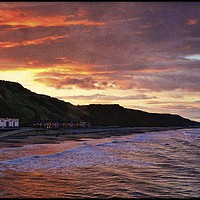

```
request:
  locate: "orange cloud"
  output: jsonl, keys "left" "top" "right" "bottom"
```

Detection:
{"left": 0, "top": 9, "right": 106, "bottom": 28}
{"left": 140, "top": 23, "right": 152, "bottom": 29}
{"left": 0, "top": 35, "right": 68, "bottom": 48}
{"left": 34, "top": 68, "right": 118, "bottom": 90}
{"left": 135, "top": 68, "right": 177, "bottom": 73}
{"left": 34, "top": 76, "right": 105, "bottom": 90}
{"left": 107, "top": 17, "right": 139, "bottom": 25}
{"left": 0, "top": 58, "right": 25, "bottom": 70}
{"left": 176, "top": 45, "right": 192, "bottom": 51}
{"left": 186, "top": 18, "right": 199, "bottom": 26}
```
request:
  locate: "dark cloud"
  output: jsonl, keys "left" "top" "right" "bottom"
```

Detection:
{"left": 130, "top": 72, "right": 200, "bottom": 92}
{"left": 56, "top": 93, "right": 157, "bottom": 101}
{"left": 34, "top": 76, "right": 110, "bottom": 90}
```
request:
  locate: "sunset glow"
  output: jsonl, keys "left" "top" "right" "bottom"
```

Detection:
{"left": 1, "top": 2, "right": 200, "bottom": 121}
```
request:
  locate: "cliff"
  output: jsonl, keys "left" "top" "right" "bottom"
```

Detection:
{"left": 0, "top": 80, "right": 199, "bottom": 127}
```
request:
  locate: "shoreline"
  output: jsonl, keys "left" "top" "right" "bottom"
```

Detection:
{"left": 0, "top": 126, "right": 198, "bottom": 149}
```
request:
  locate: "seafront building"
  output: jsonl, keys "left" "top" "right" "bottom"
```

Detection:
{"left": 33, "top": 121, "right": 91, "bottom": 129}
{"left": 0, "top": 118, "right": 19, "bottom": 129}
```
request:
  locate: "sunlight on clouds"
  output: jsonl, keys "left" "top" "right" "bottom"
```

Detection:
{"left": 0, "top": 70, "right": 40, "bottom": 93}
{"left": 184, "top": 54, "right": 200, "bottom": 61}
{"left": 0, "top": 70, "right": 42, "bottom": 86}
{"left": 186, "top": 18, "right": 199, "bottom": 26}
{"left": 0, "top": 69, "right": 85, "bottom": 97}
{"left": 0, "top": 9, "right": 106, "bottom": 28}
{"left": 0, "top": 35, "right": 68, "bottom": 48}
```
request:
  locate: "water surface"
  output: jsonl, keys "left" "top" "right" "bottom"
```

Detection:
{"left": 0, "top": 128, "right": 200, "bottom": 198}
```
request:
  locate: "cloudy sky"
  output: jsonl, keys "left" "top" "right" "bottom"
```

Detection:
{"left": 0, "top": 2, "right": 200, "bottom": 121}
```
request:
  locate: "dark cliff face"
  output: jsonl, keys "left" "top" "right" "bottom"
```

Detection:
{"left": 78, "top": 104, "right": 200, "bottom": 127}
{"left": 0, "top": 80, "right": 101, "bottom": 126}
{"left": 0, "top": 80, "right": 199, "bottom": 127}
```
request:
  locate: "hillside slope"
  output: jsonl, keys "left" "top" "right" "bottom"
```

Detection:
{"left": 0, "top": 80, "right": 199, "bottom": 127}
{"left": 78, "top": 104, "right": 200, "bottom": 127}
{"left": 0, "top": 80, "right": 103, "bottom": 126}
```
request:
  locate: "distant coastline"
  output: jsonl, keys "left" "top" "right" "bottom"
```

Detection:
{"left": 0, "top": 126, "right": 198, "bottom": 149}
{"left": 1, "top": 80, "right": 200, "bottom": 128}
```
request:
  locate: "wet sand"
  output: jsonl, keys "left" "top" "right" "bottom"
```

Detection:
{"left": 0, "top": 126, "right": 190, "bottom": 148}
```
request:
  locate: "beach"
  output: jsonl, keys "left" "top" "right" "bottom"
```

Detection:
{"left": 1, "top": 127, "right": 200, "bottom": 198}
{"left": 0, "top": 126, "right": 187, "bottom": 148}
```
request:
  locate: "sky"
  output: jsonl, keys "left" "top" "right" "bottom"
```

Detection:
{"left": 0, "top": 2, "right": 200, "bottom": 122}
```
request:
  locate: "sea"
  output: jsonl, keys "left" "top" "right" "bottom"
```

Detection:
{"left": 0, "top": 128, "right": 200, "bottom": 198}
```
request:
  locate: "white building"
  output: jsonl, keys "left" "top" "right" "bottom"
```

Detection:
{"left": 0, "top": 118, "right": 19, "bottom": 129}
